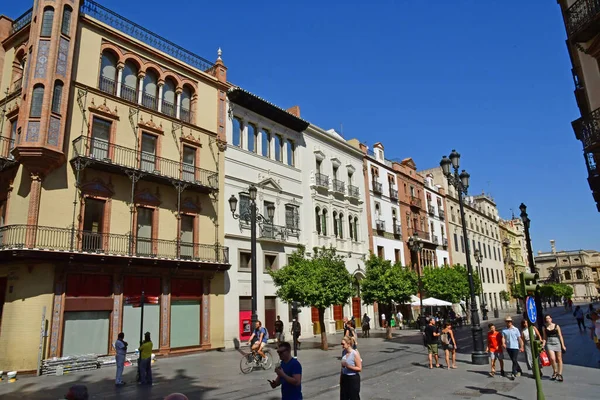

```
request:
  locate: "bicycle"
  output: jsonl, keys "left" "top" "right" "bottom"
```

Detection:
{"left": 240, "top": 348, "right": 273, "bottom": 374}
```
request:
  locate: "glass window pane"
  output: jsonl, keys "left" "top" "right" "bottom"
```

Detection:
{"left": 286, "top": 140, "right": 294, "bottom": 166}
{"left": 61, "top": 7, "right": 72, "bottom": 36}
{"left": 232, "top": 118, "right": 242, "bottom": 147}
{"left": 247, "top": 124, "right": 256, "bottom": 152}
{"left": 141, "top": 133, "right": 156, "bottom": 171}
{"left": 30, "top": 85, "right": 44, "bottom": 117}
{"left": 274, "top": 135, "right": 282, "bottom": 161}
{"left": 261, "top": 129, "right": 270, "bottom": 157}
{"left": 41, "top": 8, "right": 54, "bottom": 37}
{"left": 51, "top": 82, "right": 63, "bottom": 114}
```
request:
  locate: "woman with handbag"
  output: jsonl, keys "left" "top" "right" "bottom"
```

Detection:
{"left": 521, "top": 319, "right": 543, "bottom": 374}
{"left": 441, "top": 322, "right": 457, "bottom": 369}
{"left": 340, "top": 336, "right": 362, "bottom": 400}
{"left": 542, "top": 314, "right": 566, "bottom": 382}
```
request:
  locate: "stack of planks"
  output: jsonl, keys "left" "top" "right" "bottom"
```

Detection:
{"left": 41, "top": 354, "right": 100, "bottom": 376}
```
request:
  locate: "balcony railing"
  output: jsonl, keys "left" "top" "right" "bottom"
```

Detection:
{"left": 389, "top": 187, "right": 398, "bottom": 200}
{"left": 259, "top": 224, "right": 297, "bottom": 242}
{"left": 409, "top": 228, "right": 427, "bottom": 239}
{"left": 1, "top": 137, "right": 16, "bottom": 160}
{"left": 99, "top": 76, "right": 117, "bottom": 96}
{"left": 573, "top": 107, "right": 600, "bottom": 150}
{"left": 72, "top": 136, "right": 218, "bottom": 191}
{"left": 566, "top": 0, "right": 600, "bottom": 41}
{"left": 181, "top": 108, "right": 192, "bottom": 124}
{"left": 428, "top": 205, "right": 435, "bottom": 215}
{"left": 438, "top": 209, "right": 445, "bottom": 220}
{"left": 393, "top": 223, "right": 402, "bottom": 236}
{"left": 372, "top": 181, "right": 383, "bottom": 194}
{"left": 142, "top": 92, "right": 158, "bottom": 110}
{"left": 410, "top": 196, "right": 422, "bottom": 208}
{"left": 375, "top": 220, "right": 385, "bottom": 232}
{"left": 347, "top": 184, "right": 360, "bottom": 199}
{"left": 315, "top": 172, "right": 329, "bottom": 188}
{"left": 9, "top": 7, "right": 32, "bottom": 36}
{"left": 332, "top": 179, "right": 345, "bottom": 194}
{"left": 162, "top": 99, "right": 176, "bottom": 117}
{"left": 0, "top": 224, "right": 228, "bottom": 264}
{"left": 80, "top": 0, "right": 215, "bottom": 73}
{"left": 120, "top": 83, "right": 137, "bottom": 103}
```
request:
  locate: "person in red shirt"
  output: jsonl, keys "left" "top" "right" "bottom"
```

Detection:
{"left": 485, "top": 323, "right": 505, "bottom": 377}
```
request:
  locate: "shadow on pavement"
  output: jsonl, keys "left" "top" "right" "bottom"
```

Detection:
{"left": 465, "top": 386, "right": 522, "bottom": 400}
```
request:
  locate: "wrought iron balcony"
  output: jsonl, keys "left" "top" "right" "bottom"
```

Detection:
{"left": 410, "top": 196, "right": 422, "bottom": 208}
{"left": 409, "top": 228, "right": 427, "bottom": 239}
{"left": 72, "top": 136, "right": 218, "bottom": 193}
{"left": 428, "top": 205, "right": 435, "bottom": 215}
{"left": 438, "top": 209, "right": 445, "bottom": 220}
{"left": 347, "top": 184, "right": 360, "bottom": 199}
{"left": 389, "top": 187, "right": 398, "bottom": 200}
{"left": 0, "top": 224, "right": 229, "bottom": 265}
{"left": 259, "top": 224, "right": 297, "bottom": 242}
{"left": 565, "top": 0, "right": 600, "bottom": 42}
{"left": 375, "top": 220, "right": 385, "bottom": 232}
{"left": 120, "top": 83, "right": 137, "bottom": 103}
{"left": 332, "top": 179, "right": 345, "bottom": 194}
{"left": 9, "top": 7, "right": 32, "bottom": 36}
{"left": 0, "top": 137, "right": 17, "bottom": 171}
{"left": 315, "top": 172, "right": 329, "bottom": 188}
{"left": 372, "top": 181, "right": 383, "bottom": 194}
{"left": 393, "top": 223, "right": 402, "bottom": 237}
{"left": 573, "top": 107, "right": 600, "bottom": 151}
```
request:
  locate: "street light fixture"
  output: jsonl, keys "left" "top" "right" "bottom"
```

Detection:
{"left": 519, "top": 203, "right": 544, "bottom": 331}
{"left": 229, "top": 184, "right": 275, "bottom": 333}
{"left": 473, "top": 249, "right": 488, "bottom": 320}
{"left": 440, "top": 150, "right": 487, "bottom": 365}
{"left": 407, "top": 234, "right": 424, "bottom": 329}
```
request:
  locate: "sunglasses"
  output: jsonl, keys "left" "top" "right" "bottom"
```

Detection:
{"left": 277, "top": 349, "right": 289, "bottom": 355}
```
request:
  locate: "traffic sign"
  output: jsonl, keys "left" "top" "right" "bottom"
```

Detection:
{"left": 526, "top": 296, "right": 537, "bottom": 324}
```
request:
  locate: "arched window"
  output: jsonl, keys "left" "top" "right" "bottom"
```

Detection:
{"left": 121, "top": 60, "right": 139, "bottom": 102}
{"left": 315, "top": 207, "right": 321, "bottom": 234}
{"left": 339, "top": 213, "right": 344, "bottom": 239}
{"left": 99, "top": 51, "right": 117, "bottom": 94}
{"left": 564, "top": 271, "right": 571, "bottom": 281}
{"left": 576, "top": 270, "right": 583, "bottom": 280}
{"left": 162, "top": 78, "right": 176, "bottom": 117}
{"left": 354, "top": 217, "right": 359, "bottom": 241}
{"left": 51, "top": 80, "right": 63, "bottom": 114}
{"left": 180, "top": 85, "right": 192, "bottom": 123}
{"left": 332, "top": 211, "right": 338, "bottom": 237}
{"left": 41, "top": 7, "right": 54, "bottom": 37}
{"left": 30, "top": 84, "right": 44, "bottom": 117}
{"left": 321, "top": 209, "right": 328, "bottom": 235}
{"left": 142, "top": 69, "right": 159, "bottom": 110}
{"left": 348, "top": 215, "right": 353, "bottom": 241}
{"left": 61, "top": 6, "right": 72, "bottom": 36}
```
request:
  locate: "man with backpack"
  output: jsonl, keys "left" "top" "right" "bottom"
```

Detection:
{"left": 248, "top": 320, "right": 269, "bottom": 361}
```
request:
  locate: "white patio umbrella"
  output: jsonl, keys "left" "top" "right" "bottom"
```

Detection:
{"left": 411, "top": 297, "right": 452, "bottom": 307}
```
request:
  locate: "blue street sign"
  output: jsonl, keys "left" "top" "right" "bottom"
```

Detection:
{"left": 526, "top": 296, "right": 537, "bottom": 324}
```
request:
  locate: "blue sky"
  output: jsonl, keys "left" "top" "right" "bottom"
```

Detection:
{"left": 4, "top": 0, "right": 599, "bottom": 253}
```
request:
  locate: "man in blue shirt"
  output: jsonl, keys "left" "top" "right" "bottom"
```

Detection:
{"left": 268, "top": 342, "right": 302, "bottom": 399}
{"left": 501, "top": 316, "right": 524, "bottom": 380}
{"left": 248, "top": 320, "right": 269, "bottom": 361}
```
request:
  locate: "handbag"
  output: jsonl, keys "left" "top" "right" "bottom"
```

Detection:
{"left": 539, "top": 350, "right": 551, "bottom": 367}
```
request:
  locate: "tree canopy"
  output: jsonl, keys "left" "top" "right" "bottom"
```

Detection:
{"left": 360, "top": 254, "right": 418, "bottom": 306}
{"left": 421, "top": 264, "right": 481, "bottom": 304}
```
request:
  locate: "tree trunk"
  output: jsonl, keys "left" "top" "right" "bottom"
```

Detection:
{"left": 318, "top": 307, "right": 328, "bottom": 350}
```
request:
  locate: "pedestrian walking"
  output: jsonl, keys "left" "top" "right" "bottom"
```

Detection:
{"left": 521, "top": 319, "right": 543, "bottom": 374}
{"left": 361, "top": 313, "right": 370, "bottom": 338}
{"left": 344, "top": 318, "right": 358, "bottom": 349}
{"left": 340, "top": 336, "right": 362, "bottom": 400}
{"left": 573, "top": 306, "right": 586, "bottom": 332}
{"left": 389, "top": 315, "right": 396, "bottom": 330}
{"left": 486, "top": 323, "right": 505, "bottom": 377}
{"left": 590, "top": 309, "right": 600, "bottom": 363}
{"left": 114, "top": 332, "right": 128, "bottom": 386}
{"left": 138, "top": 331, "right": 153, "bottom": 386}
{"left": 275, "top": 315, "right": 285, "bottom": 344}
{"left": 542, "top": 314, "right": 566, "bottom": 382}
{"left": 396, "top": 310, "right": 403, "bottom": 330}
{"left": 380, "top": 312, "right": 386, "bottom": 329}
{"left": 424, "top": 318, "right": 441, "bottom": 369}
{"left": 501, "top": 316, "right": 523, "bottom": 380}
{"left": 441, "top": 322, "right": 457, "bottom": 369}
{"left": 291, "top": 318, "right": 301, "bottom": 349}
{"left": 268, "top": 341, "right": 302, "bottom": 400}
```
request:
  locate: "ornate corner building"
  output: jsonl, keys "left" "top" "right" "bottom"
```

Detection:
{"left": 0, "top": 0, "right": 230, "bottom": 371}
{"left": 557, "top": 0, "right": 600, "bottom": 211}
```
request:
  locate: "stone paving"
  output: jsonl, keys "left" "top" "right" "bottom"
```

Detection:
{"left": 0, "top": 305, "right": 597, "bottom": 399}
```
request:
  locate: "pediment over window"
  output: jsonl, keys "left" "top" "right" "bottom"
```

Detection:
{"left": 314, "top": 149, "right": 325, "bottom": 161}
{"left": 89, "top": 98, "right": 119, "bottom": 120}
{"left": 134, "top": 188, "right": 161, "bottom": 206}
{"left": 80, "top": 179, "right": 114, "bottom": 197}
{"left": 346, "top": 164, "right": 356, "bottom": 174}
{"left": 331, "top": 157, "right": 341, "bottom": 168}
{"left": 181, "top": 197, "right": 202, "bottom": 213}
{"left": 401, "top": 157, "right": 417, "bottom": 170}
{"left": 139, "top": 115, "right": 163, "bottom": 134}
{"left": 258, "top": 177, "right": 282, "bottom": 192}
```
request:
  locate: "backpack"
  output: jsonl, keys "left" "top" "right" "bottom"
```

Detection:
{"left": 440, "top": 332, "right": 449, "bottom": 345}
{"left": 260, "top": 327, "right": 269, "bottom": 340}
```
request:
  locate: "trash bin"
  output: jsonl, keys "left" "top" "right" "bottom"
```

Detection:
{"left": 494, "top": 309, "right": 499, "bottom": 318}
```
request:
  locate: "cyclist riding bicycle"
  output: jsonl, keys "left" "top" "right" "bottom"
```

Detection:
{"left": 247, "top": 320, "right": 269, "bottom": 362}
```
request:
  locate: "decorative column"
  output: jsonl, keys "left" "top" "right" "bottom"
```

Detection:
{"left": 115, "top": 63, "right": 124, "bottom": 98}
{"left": 160, "top": 275, "right": 171, "bottom": 353}
{"left": 175, "top": 88, "right": 182, "bottom": 119}
{"left": 157, "top": 80, "right": 164, "bottom": 113}
{"left": 201, "top": 277, "right": 211, "bottom": 349}
{"left": 26, "top": 172, "right": 43, "bottom": 247}
{"left": 137, "top": 72, "right": 145, "bottom": 105}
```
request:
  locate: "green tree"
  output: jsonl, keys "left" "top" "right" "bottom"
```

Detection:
{"left": 499, "top": 290, "right": 511, "bottom": 302}
{"left": 421, "top": 264, "right": 481, "bottom": 304}
{"left": 269, "top": 246, "right": 353, "bottom": 350}
{"left": 361, "top": 254, "right": 418, "bottom": 337}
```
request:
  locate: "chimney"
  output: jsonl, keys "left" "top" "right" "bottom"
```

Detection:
{"left": 287, "top": 106, "right": 301, "bottom": 117}
{"left": 550, "top": 240, "right": 556, "bottom": 254}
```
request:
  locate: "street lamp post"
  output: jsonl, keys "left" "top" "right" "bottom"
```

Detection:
{"left": 519, "top": 203, "right": 544, "bottom": 331}
{"left": 440, "top": 150, "right": 487, "bottom": 365}
{"left": 229, "top": 185, "right": 275, "bottom": 334}
{"left": 408, "top": 235, "right": 424, "bottom": 330}
{"left": 473, "top": 249, "right": 488, "bottom": 321}
{"left": 513, "top": 268, "right": 522, "bottom": 314}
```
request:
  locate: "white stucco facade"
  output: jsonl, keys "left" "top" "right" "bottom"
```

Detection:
{"left": 423, "top": 175, "right": 450, "bottom": 267}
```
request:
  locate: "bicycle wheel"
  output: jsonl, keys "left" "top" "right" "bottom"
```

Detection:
{"left": 240, "top": 354, "right": 254, "bottom": 374}
{"left": 262, "top": 350, "right": 273, "bottom": 369}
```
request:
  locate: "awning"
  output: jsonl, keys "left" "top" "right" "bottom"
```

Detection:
{"left": 411, "top": 297, "right": 453, "bottom": 307}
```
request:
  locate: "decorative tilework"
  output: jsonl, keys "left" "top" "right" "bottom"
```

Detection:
{"left": 35, "top": 40, "right": 50, "bottom": 79}
{"left": 26, "top": 121, "right": 41, "bottom": 142}
{"left": 47, "top": 116, "right": 60, "bottom": 146}
{"left": 56, "top": 37, "right": 70, "bottom": 77}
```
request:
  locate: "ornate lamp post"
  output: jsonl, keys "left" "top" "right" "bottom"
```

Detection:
{"left": 407, "top": 234, "right": 424, "bottom": 329}
{"left": 519, "top": 203, "right": 544, "bottom": 330}
{"left": 229, "top": 185, "right": 275, "bottom": 332}
{"left": 440, "top": 150, "right": 487, "bottom": 365}
{"left": 473, "top": 249, "right": 488, "bottom": 320}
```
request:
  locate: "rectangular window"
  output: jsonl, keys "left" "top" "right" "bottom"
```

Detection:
{"left": 239, "top": 250, "right": 251, "bottom": 271}
{"left": 460, "top": 236, "right": 464, "bottom": 252}
{"left": 454, "top": 233, "right": 459, "bottom": 252}
{"left": 51, "top": 82, "right": 63, "bottom": 114}
{"left": 30, "top": 86, "right": 44, "bottom": 117}
{"left": 91, "top": 117, "right": 111, "bottom": 159}
{"left": 233, "top": 118, "right": 242, "bottom": 147}
{"left": 286, "top": 140, "right": 295, "bottom": 166}
{"left": 247, "top": 123, "right": 257, "bottom": 152}
{"left": 261, "top": 128, "right": 270, "bottom": 157}
{"left": 486, "top": 268, "right": 490, "bottom": 283}
{"left": 239, "top": 194, "right": 251, "bottom": 223}
{"left": 488, "top": 244, "right": 492, "bottom": 259}
{"left": 483, "top": 244, "right": 487, "bottom": 258}
{"left": 377, "top": 246, "right": 384, "bottom": 259}
{"left": 180, "top": 215, "right": 194, "bottom": 258}
{"left": 182, "top": 146, "right": 196, "bottom": 181}
{"left": 394, "top": 249, "right": 401, "bottom": 263}
{"left": 443, "top": 257, "right": 448, "bottom": 266}
{"left": 274, "top": 135, "right": 283, "bottom": 162}
{"left": 140, "top": 133, "right": 157, "bottom": 172}
{"left": 264, "top": 254, "right": 278, "bottom": 272}
{"left": 61, "top": 7, "right": 72, "bottom": 36}
{"left": 136, "top": 207, "right": 153, "bottom": 256}
{"left": 285, "top": 205, "right": 298, "bottom": 230}
{"left": 491, "top": 268, "right": 495, "bottom": 283}
{"left": 493, "top": 247, "right": 497, "bottom": 260}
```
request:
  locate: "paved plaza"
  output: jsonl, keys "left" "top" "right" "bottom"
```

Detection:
{"left": 0, "top": 305, "right": 597, "bottom": 399}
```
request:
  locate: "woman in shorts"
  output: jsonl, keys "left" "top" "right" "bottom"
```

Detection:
{"left": 441, "top": 322, "right": 457, "bottom": 369}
